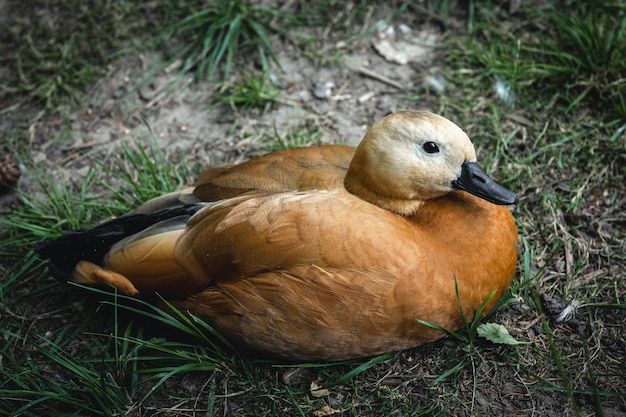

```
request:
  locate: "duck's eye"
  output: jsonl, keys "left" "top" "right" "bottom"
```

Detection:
{"left": 422, "top": 141, "right": 440, "bottom": 154}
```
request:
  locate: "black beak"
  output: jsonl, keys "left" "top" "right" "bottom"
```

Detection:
{"left": 452, "top": 161, "right": 518, "bottom": 205}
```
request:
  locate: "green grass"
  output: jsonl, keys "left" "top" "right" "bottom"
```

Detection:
{"left": 0, "top": 0, "right": 140, "bottom": 111}
{"left": 427, "top": 2, "right": 626, "bottom": 414}
{"left": 263, "top": 123, "right": 326, "bottom": 151}
{"left": 145, "top": 0, "right": 286, "bottom": 85}
{"left": 216, "top": 71, "right": 279, "bottom": 110}
{"left": 0, "top": 0, "right": 625, "bottom": 416}
{"left": 0, "top": 283, "right": 231, "bottom": 415}
{"left": 451, "top": 0, "right": 626, "bottom": 120}
{"left": 0, "top": 132, "right": 219, "bottom": 415}
{"left": 0, "top": 0, "right": 285, "bottom": 111}
{"left": 546, "top": 2, "right": 626, "bottom": 115}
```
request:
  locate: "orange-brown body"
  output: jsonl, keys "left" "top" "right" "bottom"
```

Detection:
{"left": 39, "top": 111, "right": 518, "bottom": 361}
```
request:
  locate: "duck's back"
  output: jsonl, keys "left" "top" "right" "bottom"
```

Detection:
{"left": 193, "top": 145, "right": 355, "bottom": 201}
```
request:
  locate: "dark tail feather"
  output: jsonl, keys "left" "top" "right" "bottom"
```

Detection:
{"left": 34, "top": 203, "right": 207, "bottom": 281}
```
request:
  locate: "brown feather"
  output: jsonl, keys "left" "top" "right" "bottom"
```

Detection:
{"left": 193, "top": 145, "right": 353, "bottom": 200}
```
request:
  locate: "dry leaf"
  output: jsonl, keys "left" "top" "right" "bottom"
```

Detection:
{"left": 313, "top": 405, "right": 341, "bottom": 417}
{"left": 310, "top": 381, "right": 330, "bottom": 397}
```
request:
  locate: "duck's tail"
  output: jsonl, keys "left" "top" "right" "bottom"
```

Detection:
{"left": 34, "top": 204, "right": 206, "bottom": 282}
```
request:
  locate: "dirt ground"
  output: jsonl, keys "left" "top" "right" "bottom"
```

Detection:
{"left": 1, "top": 2, "right": 624, "bottom": 416}
{"left": 24, "top": 22, "right": 441, "bottom": 191}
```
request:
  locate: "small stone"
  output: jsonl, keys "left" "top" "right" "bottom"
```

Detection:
{"left": 312, "top": 81, "right": 336, "bottom": 99}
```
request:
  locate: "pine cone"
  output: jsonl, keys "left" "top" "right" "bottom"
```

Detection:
{"left": 0, "top": 160, "right": 20, "bottom": 188}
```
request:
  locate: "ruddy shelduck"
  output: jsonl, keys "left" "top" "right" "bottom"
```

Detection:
{"left": 36, "top": 110, "right": 519, "bottom": 361}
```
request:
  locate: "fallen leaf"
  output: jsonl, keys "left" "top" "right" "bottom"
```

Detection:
{"left": 477, "top": 323, "right": 522, "bottom": 345}
{"left": 372, "top": 26, "right": 440, "bottom": 65}
{"left": 310, "top": 381, "right": 330, "bottom": 397}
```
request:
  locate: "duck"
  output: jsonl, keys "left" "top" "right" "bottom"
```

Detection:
{"left": 35, "top": 110, "right": 519, "bottom": 361}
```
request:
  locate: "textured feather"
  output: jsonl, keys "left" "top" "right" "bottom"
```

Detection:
{"left": 193, "top": 145, "right": 353, "bottom": 200}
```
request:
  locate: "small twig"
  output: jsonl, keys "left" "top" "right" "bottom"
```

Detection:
{"left": 355, "top": 66, "right": 404, "bottom": 90}
{"left": 60, "top": 141, "right": 105, "bottom": 152}
{"left": 278, "top": 0, "right": 296, "bottom": 13}
{"left": 57, "top": 152, "right": 81, "bottom": 166}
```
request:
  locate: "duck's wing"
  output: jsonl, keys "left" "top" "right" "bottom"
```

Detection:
{"left": 132, "top": 187, "right": 199, "bottom": 214}
{"left": 69, "top": 176, "right": 423, "bottom": 301}
{"left": 35, "top": 203, "right": 205, "bottom": 281}
{"left": 35, "top": 202, "right": 211, "bottom": 298}
{"left": 193, "top": 145, "right": 354, "bottom": 201}
{"left": 174, "top": 189, "right": 424, "bottom": 286}
{"left": 36, "top": 146, "right": 355, "bottom": 297}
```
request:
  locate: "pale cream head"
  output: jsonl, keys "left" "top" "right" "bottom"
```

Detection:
{"left": 344, "top": 111, "right": 478, "bottom": 215}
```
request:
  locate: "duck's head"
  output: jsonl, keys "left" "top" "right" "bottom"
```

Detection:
{"left": 344, "top": 111, "right": 518, "bottom": 215}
